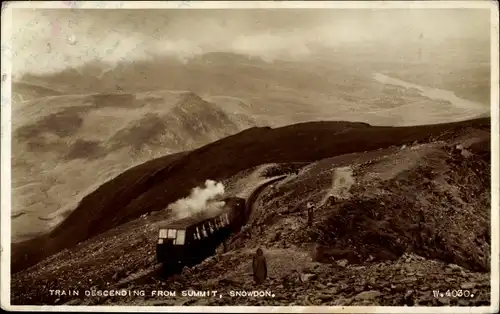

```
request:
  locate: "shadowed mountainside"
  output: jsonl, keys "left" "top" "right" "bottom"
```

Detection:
{"left": 11, "top": 117, "right": 490, "bottom": 274}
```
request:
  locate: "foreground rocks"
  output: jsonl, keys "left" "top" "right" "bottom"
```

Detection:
{"left": 36, "top": 251, "right": 489, "bottom": 306}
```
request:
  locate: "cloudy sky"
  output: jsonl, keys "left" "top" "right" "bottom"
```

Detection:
{"left": 10, "top": 7, "right": 491, "bottom": 76}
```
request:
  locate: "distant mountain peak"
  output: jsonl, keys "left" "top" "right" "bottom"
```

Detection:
{"left": 180, "top": 91, "right": 204, "bottom": 103}
{"left": 173, "top": 91, "right": 216, "bottom": 114}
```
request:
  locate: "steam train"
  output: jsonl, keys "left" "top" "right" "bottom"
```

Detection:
{"left": 156, "top": 197, "right": 247, "bottom": 274}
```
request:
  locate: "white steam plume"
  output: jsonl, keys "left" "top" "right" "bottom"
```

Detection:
{"left": 168, "top": 179, "right": 226, "bottom": 220}
{"left": 320, "top": 166, "right": 355, "bottom": 206}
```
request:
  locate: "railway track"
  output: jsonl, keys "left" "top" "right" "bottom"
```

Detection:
{"left": 227, "top": 174, "right": 289, "bottom": 244}
{"left": 245, "top": 175, "right": 288, "bottom": 220}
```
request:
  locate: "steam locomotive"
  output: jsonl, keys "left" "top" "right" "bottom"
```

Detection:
{"left": 156, "top": 197, "right": 247, "bottom": 274}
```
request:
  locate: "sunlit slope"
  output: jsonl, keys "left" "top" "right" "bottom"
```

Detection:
{"left": 11, "top": 90, "right": 256, "bottom": 242}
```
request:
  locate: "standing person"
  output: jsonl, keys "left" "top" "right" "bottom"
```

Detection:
{"left": 252, "top": 248, "right": 268, "bottom": 284}
{"left": 307, "top": 202, "right": 314, "bottom": 226}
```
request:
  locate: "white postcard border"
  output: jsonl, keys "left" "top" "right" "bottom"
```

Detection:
{"left": 1, "top": 1, "right": 498, "bottom": 313}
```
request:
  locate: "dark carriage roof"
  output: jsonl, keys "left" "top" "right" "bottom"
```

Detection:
{"left": 158, "top": 209, "right": 227, "bottom": 230}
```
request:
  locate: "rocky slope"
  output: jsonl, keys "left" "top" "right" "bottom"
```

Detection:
{"left": 10, "top": 117, "right": 491, "bottom": 306}
{"left": 11, "top": 118, "right": 489, "bottom": 273}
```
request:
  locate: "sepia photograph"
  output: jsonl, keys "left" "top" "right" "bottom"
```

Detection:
{"left": 1, "top": 1, "right": 498, "bottom": 312}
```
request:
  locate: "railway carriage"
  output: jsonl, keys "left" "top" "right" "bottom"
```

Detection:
{"left": 156, "top": 197, "right": 246, "bottom": 274}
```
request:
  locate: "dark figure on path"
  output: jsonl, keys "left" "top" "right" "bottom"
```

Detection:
{"left": 307, "top": 202, "right": 314, "bottom": 226}
{"left": 252, "top": 248, "right": 267, "bottom": 284}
